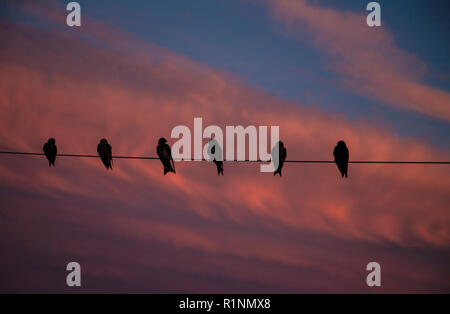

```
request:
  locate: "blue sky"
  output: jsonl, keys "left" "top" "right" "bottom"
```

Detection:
{"left": 47, "top": 0, "right": 449, "bottom": 146}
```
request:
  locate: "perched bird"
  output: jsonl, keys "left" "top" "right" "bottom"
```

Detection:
{"left": 207, "top": 138, "right": 223, "bottom": 176}
{"left": 272, "top": 141, "right": 287, "bottom": 176}
{"left": 157, "top": 138, "right": 175, "bottom": 175}
{"left": 97, "top": 138, "right": 113, "bottom": 170}
{"left": 43, "top": 138, "right": 57, "bottom": 166}
{"left": 333, "top": 140, "right": 349, "bottom": 178}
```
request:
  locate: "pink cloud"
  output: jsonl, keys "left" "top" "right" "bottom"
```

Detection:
{"left": 0, "top": 3, "right": 449, "bottom": 292}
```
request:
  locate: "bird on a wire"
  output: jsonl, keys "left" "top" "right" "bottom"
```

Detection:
{"left": 97, "top": 138, "right": 113, "bottom": 170}
{"left": 207, "top": 138, "right": 224, "bottom": 176}
{"left": 333, "top": 140, "right": 349, "bottom": 178}
{"left": 157, "top": 137, "right": 176, "bottom": 175}
{"left": 43, "top": 138, "right": 57, "bottom": 167}
{"left": 272, "top": 141, "right": 287, "bottom": 177}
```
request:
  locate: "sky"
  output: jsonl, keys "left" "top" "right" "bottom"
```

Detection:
{"left": 0, "top": 0, "right": 449, "bottom": 293}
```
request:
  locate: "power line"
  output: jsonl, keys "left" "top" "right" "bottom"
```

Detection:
{"left": 0, "top": 151, "right": 449, "bottom": 164}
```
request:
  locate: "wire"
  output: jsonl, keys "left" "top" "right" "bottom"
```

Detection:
{"left": 0, "top": 151, "right": 449, "bottom": 164}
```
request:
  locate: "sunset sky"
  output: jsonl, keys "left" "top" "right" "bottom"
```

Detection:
{"left": 0, "top": 0, "right": 449, "bottom": 293}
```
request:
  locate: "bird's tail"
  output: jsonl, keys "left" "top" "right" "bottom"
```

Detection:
{"left": 215, "top": 161, "right": 224, "bottom": 176}
{"left": 171, "top": 158, "right": 176, "bottom": 174}
{"left": 164, "top": 163, "right": 176, "bottom": 175}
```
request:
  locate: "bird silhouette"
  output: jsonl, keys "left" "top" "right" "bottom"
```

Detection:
{"left": 333, "top": 140, "right": 349, "bottom": 178}
{"left": 43, "top": 138, "right": 57, "bottom": 166}
{"left": 207, "top": 138, "right": 223, "bottom": 176}
{"left": 97, "top": 138, "right": 113, "bottom": 170}
{"left": 157, "top": 138, "right": 175, "bottom": 175}
{"left": 272, "top": 141, "right": 287, "bottom": 176}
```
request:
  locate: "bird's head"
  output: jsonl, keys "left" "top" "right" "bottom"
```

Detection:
{"left": 48, "top": 138, "right": 56, "bottom": 145}
{"left": 158, "top": 137, "right": 167, "bottom": 146}
{"left": 100, "top": 138, "right": 108, "bottom": 144}
{"left": 337, "top": 140, "right": 346, "bottom": 147}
